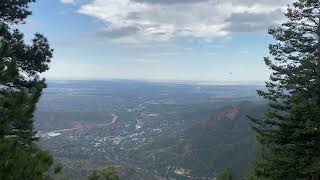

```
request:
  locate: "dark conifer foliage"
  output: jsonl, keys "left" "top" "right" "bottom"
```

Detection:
{"left": 0, "top": 0, "right": 35, "bottom": 24}
{"left": 217, "top": 168, "right": 234, "bottom": 180}
{"left": 0, "top": 0, "right": 56, "bottom": 178}
{"left": 0, "top": 23, "right": 53, "bottom": 146}
{"left": 88, "top": 166, "right": 120, "bottom": 180}
{"left": 249, "top": 0, "right": 320, "bottom": 179}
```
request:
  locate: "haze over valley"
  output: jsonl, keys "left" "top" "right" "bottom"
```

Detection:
{"left": 35, "top": 80, "right": 265, "bottom": 179}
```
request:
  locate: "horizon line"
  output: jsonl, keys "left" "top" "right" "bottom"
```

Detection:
{"left": 45, "top": 78, "right": 266, "bottom": 85}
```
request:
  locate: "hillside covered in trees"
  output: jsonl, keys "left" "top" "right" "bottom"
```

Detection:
{"left": 1, "top": 0, "right": 320, "bottom": 179}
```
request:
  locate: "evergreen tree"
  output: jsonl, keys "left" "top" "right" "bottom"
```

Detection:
{"left": 0, "top": 0, "right": 35, "bottom": 24}
{"left": 0, "top": 0, "right": 56, "bottom": 178}
{"left": 88, "top": 166, "right": 120, "bottom": 180}
{"left": 217, "top": 168, "right": 234, "bottom": 180}
{"left": 0, "top": 141, "right": 55, "bottom": 180}
{"left": 249, "top": 0, "right": 320, "bottom": 179}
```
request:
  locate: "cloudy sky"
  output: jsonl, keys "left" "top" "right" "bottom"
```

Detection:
{"left": 20, "top": 0, "right": 293, "bottom": 83}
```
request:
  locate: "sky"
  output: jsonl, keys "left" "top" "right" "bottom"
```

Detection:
{"left": 18, "top": 0, "right": 293, "bottom": 83}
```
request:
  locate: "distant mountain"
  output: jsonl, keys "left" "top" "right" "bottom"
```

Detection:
{"left": 130, "top": 101, "right": 267, "bottom": 179}
{"left": 36, "top": 81, "right": 266, "bottom": 179}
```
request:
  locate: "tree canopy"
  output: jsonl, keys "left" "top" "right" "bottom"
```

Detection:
{"left": 0, "top": 0, "right": 56, "bottom": 178}
{"left": 250, "top": 0, "right": 320, "bottom": 179}
{"left": 217, "top": 168, "right": 234, "bottom": 180}
{"left": 0, "top": 0, "right": 35, "bottom": 24}
{"left": 88, "top": 166, "right": 120, "bottom": 180}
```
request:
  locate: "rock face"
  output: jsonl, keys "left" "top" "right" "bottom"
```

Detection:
{"left": 203, "top": 106, "right": 241, "bottom": 129}
{"left": 130, "top": 101, "right": 267, "bottom": 179}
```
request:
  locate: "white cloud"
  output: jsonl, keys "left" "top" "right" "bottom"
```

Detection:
{"left": 143, "top": 52, "right": 178, "bottom": 57}
{"left": 207, "top": 52, "right": 217, "bottom": 55}
{"left": 71, "top": 0, "right": 292, "bottom": 44}
{"left": 61, "top": 0, "right": 75, "bottom": 4}
{"left": 133, "top": 58, "right": 160, "bottom": 63}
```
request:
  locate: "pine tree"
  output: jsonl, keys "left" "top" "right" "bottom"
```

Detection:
{"left": 217, "top": 168, "right": 234, "bottom": 180}
{"left": 0, "top": 0, "right": 57, "bottom": 178}
{"left": 88, "top": 166, "right": 120, "bottom": 180}
{"left": 249, "top": 0, "right": 320, "bottom": 179}
{"left": 0, "top": 22, "right": 52, "bottom": 147}
{"left": 0, "top": 0, "right": 35, "bottom": 24}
